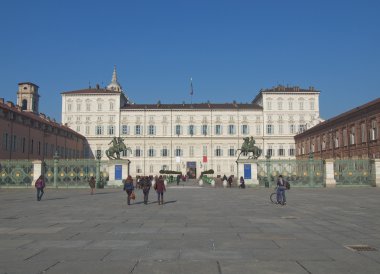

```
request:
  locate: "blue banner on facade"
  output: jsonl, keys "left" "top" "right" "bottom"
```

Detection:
{"left": 115, "top": 165, "right": 122, "bottom": 180}
{"left": 244, "top": 164, "right": 251, "bottom": 179}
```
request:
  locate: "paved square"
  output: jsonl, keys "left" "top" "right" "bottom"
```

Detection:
{"left": 1, "top": 186, "right": 380, "bottom": 273}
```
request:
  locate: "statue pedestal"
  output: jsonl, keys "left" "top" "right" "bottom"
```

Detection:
{"left": 107, "top": 160, "right": 130, "bottom": 187}
{"left": 236, "top": 160, "right": 259, "bottom": 186}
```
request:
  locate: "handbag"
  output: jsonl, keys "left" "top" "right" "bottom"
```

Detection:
{"left": 130, "top": 192, "right": 136, "bottom": 200}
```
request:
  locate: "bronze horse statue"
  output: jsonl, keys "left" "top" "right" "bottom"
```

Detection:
{"left": 105, "top": 137, "right": 132, "bottom": 160}
{"left": 236, "top": 137, "right": 262, "bottom": 160}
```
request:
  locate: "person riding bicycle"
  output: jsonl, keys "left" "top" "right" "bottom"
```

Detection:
{"left": 276, "top": 175, "right": 287, "bottom": 205}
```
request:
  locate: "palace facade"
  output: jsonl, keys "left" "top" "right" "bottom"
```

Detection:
{"left": 295, "top": 98, "right": 380, "bottom": 159}
{"left": 0, "top": 83, "right": 87, "bottom": 160}
{"left": 61, "top": 68, "right": 322, "bottom": 178}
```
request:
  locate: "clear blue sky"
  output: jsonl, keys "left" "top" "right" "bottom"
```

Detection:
{"left": 1, "top": 0, "right": 379, "bottom": 122}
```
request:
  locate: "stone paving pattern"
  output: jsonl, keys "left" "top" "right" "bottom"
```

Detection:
{"left": 0, "top": 185, "right": 380, "bottom": 274}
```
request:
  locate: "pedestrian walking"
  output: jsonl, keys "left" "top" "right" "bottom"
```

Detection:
{"left": 227, "top": 175, "right": 233, "bottom": 188}
{"left": 123, "top": 175, "right": 135, "bottom": 205}
{"left": 154, "top": 175, "right": 166, "bottom": 205}
{"left": 239, "top": 176, "right": 245, "bottom": 189}
{"left": 142, "top": 176, "right": 152, "bottom": 205}
{"left": 176, "top": 174, "right": 181, "bottom": 186}
{"left": 88, "top": 176, "right": 96, "bottom": 195}
{"left": 34, "top": 175, "right": 46, "bottom": 201}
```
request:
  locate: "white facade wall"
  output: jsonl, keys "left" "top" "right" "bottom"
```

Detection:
{"left": 61, "top": 87, "right": 321, "bottom": 178}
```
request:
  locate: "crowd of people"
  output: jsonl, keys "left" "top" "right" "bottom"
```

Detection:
{"left": 123, "top": 175, "right": 166, "bottom": 205}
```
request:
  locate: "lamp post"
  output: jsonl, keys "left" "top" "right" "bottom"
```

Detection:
{"left": 53, "top": 151, "right": 59, "bottom": 188}
{"left": 96, "top": 150, "right": 101, "bottom": 188}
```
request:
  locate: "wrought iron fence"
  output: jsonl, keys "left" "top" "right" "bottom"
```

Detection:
{"left": 257, "top": 159, "right": 325, "bottom": 187}
{"left": 0, "top": 160, "right": 33, "bottom": 187}
{"left": 334, "top": 159, "right": 374, "bottom": 186}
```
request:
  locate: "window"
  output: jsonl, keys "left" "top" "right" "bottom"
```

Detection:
{"left": 266, "top": 125, "right": 274, "bottom": 135}
{"left": 229, "top": 146, "right": 235, "bottom": 157}
{"left": 148, "top": 125, "right": 156, "bottom": 135}
{"left": 22, "top": 137, "right": 25, "bottom": 153}
{"left": 135, "top": 125, "right": 141, "bottom": 135}
{"left": 361, "top": 123, "right": 366, "bottom": 143}
{"left": 350, "top": 126, "right": 355, "bottom": 145}
{"left": 188, "top": 125, "right": 195, "bottom": 136}
{"left": 97, "top": 103, "right": 102, "bottom": 111}
{"left": 278, "top": 101, "right": 283, "bottom": 110}
{"left": 67, "top": 104, "right": 72, "bottom": 111}
{"left": 135, "top": 148, "right": 142, "bottom": 157}
{"left": 86, "top": 103, "right": 91, "bottom": 111}
{"left": 334, "top": 135, "right": 339, "bottom": 148}
{"left": 86, "top": 116, "right": 91, "bottom": 122}
{"left": 148, "top": 147, "right": 155, "bottom": 157}
{"left": 370, "top": 120, "right": 378, "bottom": 141}
{"left": 310, "top": 100, "right": 315, "bottom": 110}
{"left": 256, "top": 125, "right": 261, "bottom": 135}
{"left": 228, "top": 125, "right": 235, "bottom": 135}
{"left": 289, "top": 147, "right": 295, "bottom": 156}
{"left": 122, "top": 125, "right": 129, "bottom": 135}
{"left": 241, "top": 125, "right": 249, "bottom": 135}
{"left": 175, "top": 125, "right": 182, "bottom": 136}
{"left": 122, "top": 148, "right": 131, "bottom": 157}
{"left": 189, "top": 146, "right": 194, "bottom": 157}
{"left": 215, "top": 146, "right": 222, "bottom": 157}
{"left": 267, "top": 101, "right": 272, "bottom": 110}
{"left": 76, "top": 104, "right": 81, "bottom": 111}
{"left": 161, "top": 147, "right": 169, "bottom": 157}
{"left": 288, "top": 101, "right": 293, "bottom": 110}
{"left": 215, "top": 125, "right": 222, "bottom": 135}
{"left": 201, "top": 125, "right": 208, "bottom": 136}
{"left": 109, "top": 102, "right": 114, "bottom": 111}
{"left": 203, "top": 145, "right": 207, "bottom": 156}
{"left": 299, "top": 101, "right": 304, "bottom": 110}
{"left": 175, "top": 147, "right": 182, "bottom": 157}
{"left": 76, "top": 125, "right": 81, "bottom": 132}
{"left": 96, "top": 125, "right": 103, "bottom": 135}
{"left": 299, "top": 124, "right": 306, "bottom": 133}
{"left": 278, "top": 146, "right": 285, "bottom": 156}
{"left": 266, "top": 148, "right": 273, "bottom": 157}
{"left": 290, "top": 124, "right": 296, "bottom": 134}
{"left": 343, "top": 129, "right": 348, "bottom": 146}
{"left": 108, "top": 125, "right": 114, "bottom": 135}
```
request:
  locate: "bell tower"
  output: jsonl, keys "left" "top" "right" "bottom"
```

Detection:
{"left": 17, "top": 82, "right": 40, "bottom": 113}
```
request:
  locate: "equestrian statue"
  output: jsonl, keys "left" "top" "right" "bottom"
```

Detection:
{"left": 236, "top": 136, "right": 262, "bottom": 161}
{"left": 105, "top": 137, "right": 132, "bottom": 160}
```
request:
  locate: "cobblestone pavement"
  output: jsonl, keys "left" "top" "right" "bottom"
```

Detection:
{"left": 0, "top": 186, "right": 380, "bottom": 274}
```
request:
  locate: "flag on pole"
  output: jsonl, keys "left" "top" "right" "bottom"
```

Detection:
{"left": 190, "top": 77, "right": 194, "bottom": 96}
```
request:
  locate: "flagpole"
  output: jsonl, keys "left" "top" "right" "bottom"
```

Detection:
{"left": 190, "top": 77, "right": 193, "bottom": 105}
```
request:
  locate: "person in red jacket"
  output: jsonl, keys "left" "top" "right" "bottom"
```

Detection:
{"left": 154, "top": 175, "right": 166, "bottom": 205}
{"left": 34, "top": 175, "right": 46, "bottom": 201}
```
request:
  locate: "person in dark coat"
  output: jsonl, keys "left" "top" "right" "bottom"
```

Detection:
{"left": 154, "top": 175, "right": 166, "bottom": 205}
{"left": 123, "top": 175, "right": 135, "bottom": 205}
{"left": 239, "top": 176, "right": 245, "bottom": 189}
{"left": 142, "top": 176, "right": 152, "bottom": 205}
{"left": 88, "top": 176, "right": 96, "bottom": 195}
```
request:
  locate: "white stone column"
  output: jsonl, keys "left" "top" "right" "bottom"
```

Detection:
{"left": 324, "top": 159, "right": 336, "bottom": 187}
{"left": 374, "top": 159, "right": 380, "bottom": 187}
{"left": 32, "top": 160, "right": 42, "bottom": 186}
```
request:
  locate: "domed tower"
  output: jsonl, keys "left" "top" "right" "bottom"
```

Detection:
{"left": 107, "top": 66, "right": 122, "bottom": 92}
{"left": 17, "top": 82, "right": 40, "bottom": 113}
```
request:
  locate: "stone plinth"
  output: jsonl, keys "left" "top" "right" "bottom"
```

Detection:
{"left": 107, "top": 160, "right": 130, "bottom": 187}
{"left": 324, "top": 159, "right": 336, "bottom": 187}
{"left": 236, "top": 159, "right": 259, "bottom": 186}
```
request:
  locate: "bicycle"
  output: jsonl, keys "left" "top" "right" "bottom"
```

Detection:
{"left": 270, "top": 186, "right": 287, "bottom": 205}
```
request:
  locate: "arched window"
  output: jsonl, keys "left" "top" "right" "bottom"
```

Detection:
{"left": 22, "top": 99, "right": 27, "bottom": 110}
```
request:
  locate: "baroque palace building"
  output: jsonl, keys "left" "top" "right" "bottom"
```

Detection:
{"left": 61, "top": 68, "right": 323, "bottom": 178}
